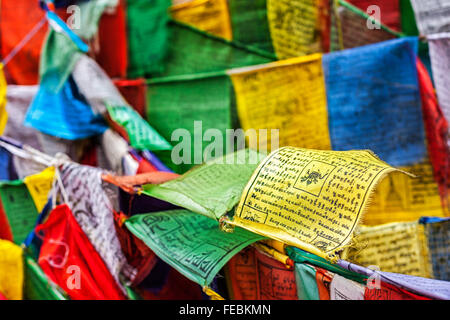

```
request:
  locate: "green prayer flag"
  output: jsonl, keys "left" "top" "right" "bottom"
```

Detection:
{"left": 106, "top": 104, "right": 172, "bottom": 151}
{"left": 228, "top": 0, "right": 275, "bottom": 53}
{"left": 24, "top": 256, "right": 68, "bottom": 300}
{"left": 0, "top": 181, "right": 39, "bottom": 244}
{"left": 400, "top": 0, "right": 419, "bottom": 36}
{"left": 286, "top": 247, "right": 367, "bottom": 283}
{"left": 142, "top": 149, "right": 264, "bottom": 220}
{"left": 399, "top": 0, "right": 431, "bottom": 76}
{"left": 157, "top": 21, "right": 275, "bottom": 78}
{"left": 294, "top": 263, "right": 320, "bottom": 300}
{"left": 127, "top": 0, "right": 172, "bottom": 78}
{"left": 125, "top": 209, "right": 265, "bottom": 286}
{"left": 147, "top": 73, "right": 233, "bottom": 173}
{"left": 40, "top": 1, "right": 116, "bottom": 93}
{"left": 40, "top": 29, "right": 83, "bottom": 93}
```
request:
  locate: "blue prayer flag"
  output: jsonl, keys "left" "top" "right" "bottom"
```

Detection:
{"left": 24, "top": 76, "right": 108, "bottom": 140}
{"left": 323, "top": 37, "right": 427, "bottom": 167}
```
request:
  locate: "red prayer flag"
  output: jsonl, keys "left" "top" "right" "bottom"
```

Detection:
{"left": 365, "top": 281, "right": 431, "bottom": 300}
{"left": 348, "top": 0, "right": 401, "bottom": 31}
{"left": 227, "top": 247, "right": 298, "bottom": 300}
{"left": 96, "top": 0, "right": 128, "bottom": 79}
{"left": 36, "top": 204, "right": 126, "bottom": 300}
{"left": 417, "top": 58, "right": 450, "bottom": 208}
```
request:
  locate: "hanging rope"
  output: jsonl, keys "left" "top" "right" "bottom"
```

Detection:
{"left": 0, "top": 16, "right": 47, "bottom": 66}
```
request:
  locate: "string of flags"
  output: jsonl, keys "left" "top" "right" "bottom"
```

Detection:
{"left": 0, "top": 0, "right": 449, "bottom": 301}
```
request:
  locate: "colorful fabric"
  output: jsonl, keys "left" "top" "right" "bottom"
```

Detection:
{"left": 266, "top": 0, "right": 323, "bottom": 59}
{"left": 363, "top": 161, "right": 445, "bottom": 226}
{"left": 39, "top": 0, "right": 116, "bottom": 92}
{"left": 347, "top": 0, "right": 401, "bottom": 31}
{"left": 126, "top": 0, "right": 172, "bottom": 77}
{"left": 323, "top": 37, "right": 426, "bottom": 167}
{"left": 428, "top": 34, "right": 450, "bottom": 150}
{"left": 0, "top": 239, "right": 23, "bottom": 300}
{"left": 400, "top": 0, "right": 419, "bottom": 36}
{"left": 286, "top": 247, "right": 367, "bottom": 283}
{"left": 36, "top": 204, "right": 126, "bottom": 300}
{"left": 125, "top": 209, "right": 264, "bottom": 286}
{"left": 330, "top": 274, "right": 365, "bottom": 300}
{"left": 71, "top": 0, "right": 118, "bottom": 40}
{"left": 422, "top": 218, "right": 450, "bottom": 281}
{"left": 230, "top": 54, "right": 331, "bottom": 152}
{"left": 96, "top": 0, "right": 128, "bottom": 79}
{"left": 71, "top": 54, "right": 128, "bottom": 114}
{"left": 410, "top": 0, "right": 450, "bottom": 35}
{"left": 330, "top": 0, "right": 398, "bottom": 51}
{"left": 253, "top": 248, "right": 298, "bottom": 300}
{"left": 23, "top": 256, "right": 68, "bottom": 300}
{"left": 417, "top": 58, "right": 450, "bottom": 204}
{"left": 114, "top": 78, "right": 148, "bottom": 117}
{"left": 346, "top": 221, "right": 433, "bottom": 278}
{"left": 106, "top": 104, "right": 172, "bottom": 152}
{"left": 228, "top": 0, "right": 274, "bottom": 53}
{"left": 135, "top": 155, "right": 158, "bottom": 174}
{"left": 3, "top": 85, "right": 41, "bottom": 151}
{"left": 0, "top": 180, "right": 39, "bottom": 244}
{"left": 156, "top": 21, "right": 275, "bottom": 78}
{"left": 226, "top": 247, "right": 258, "bottom": 299}
{"left": 315, "top": 266, "right": 332, "bottom": 300}
{"left": 23, "top": 166, "right": 55, "bottom": 213}
{"left": 226, "top": 246, "right": 298, "bottom": 300}
{"left": 10, "top": 151, "right": 46, "bottom": 181}
{"left": 39, "top": 28, "right": 84, "bottom": 94}
{"left": 44, "top": 11, "right": 88, "bottom": 56}
{"left": 365, "top": 281, "right": 430, "bottom": 300}
{"left": 147, "top": 73, "right": 234, "bottom": 173}
{"left": 113, "top": 210, "right": 158, "bottom": 286}
{"left": 294, "top": 263, "right": 320, "bottom": 300}
{"left": 71, "top": 55, "right": 171, "bottom": 152}
{"left": 171, "top": 0, "right": 232, "bottom": 40}
{"left": 141, "top": 149, "right": 263, "bottom": 220}
{"left": 3, "top": 86, "right": 83, "bottom": 168}
{"left": 339, "top": 260, "right": 450, "bottom": 300}
{"left": 0, "top": 1, "right": 49, "bottom": 84}
{"left": 233, "top": 146, "right": 401, "bottom": 261}
{"left": 59, "top": 163, "right": 136, "bottom": 291}
{"left": 98, "top": 129, "right": 129, "bottom": 174}
{"left": 24, "top": 76, "right": 108, "bottom": 140}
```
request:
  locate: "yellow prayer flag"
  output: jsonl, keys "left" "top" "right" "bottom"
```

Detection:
{"left": 171, "top": 0, "right": 233, "bottom": 40}
{"left": 229, "top": 54, "right": 331, "bottom": 153}
{"left": 0, "top": 239, "right": 23, "bottom": 300}
{"left": 24, "top": 166, "right": 55, "bottom": 213}
{"left": 231, "top": 146, "right": 403, "bottom": 261}
{"left": 0, "top": 63, "right": 8, "bottom": 135}
{"left": 253, "top": 242, "right": 291, "bottom": 266}
{"left": 261, "top": 239, "right": 287, "bottom": 255}
{"left": 363, "top": 161, "right": 446, "bottom": 226}
{"left": 344, "top": 221, "right": 433, "bottom": 278}
{"left": 267, "top": 0, "right": 321, "bottom": 59}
